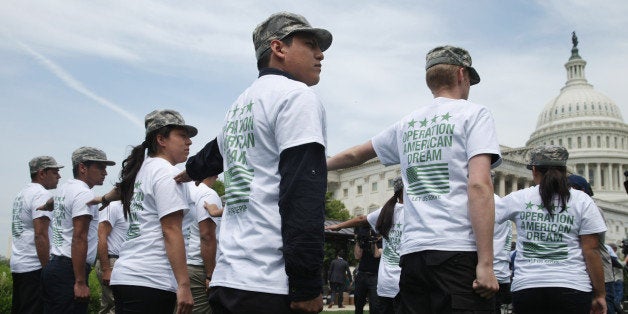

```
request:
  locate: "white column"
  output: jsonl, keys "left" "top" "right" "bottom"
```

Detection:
{"left": 524, "top": 181, "right": 530, "bottom": 188}
{"left": 584, "top": 163, "right": 590, "bottom": 182}
{"left": 606, "top": 164, "right": 612, "bottom": 191}
{"left": 511, "top": 177, "right": 518, "bottom": 193}
{"left": 499, "top": 173, "right": 506, "bottom": 197}
{"left": 595, "top": 163, "right": 602, "bottom": 190}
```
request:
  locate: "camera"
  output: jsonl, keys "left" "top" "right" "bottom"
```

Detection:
{"left": 355, "top": 225, "right": 378, "bottom": 255}
{"left": 620, "top": 238, "right": 628, "bottom": 256}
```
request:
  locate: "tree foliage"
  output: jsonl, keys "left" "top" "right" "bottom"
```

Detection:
{"left": 325, "top": 192, "right": 350, "bottom": 221}
{"left": 211, "top": 179, "right": 225, "bottom": 196}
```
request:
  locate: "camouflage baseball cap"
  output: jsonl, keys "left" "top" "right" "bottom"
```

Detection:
{"left": 393, "top": 176, "right": 404, "bottom": 193}
{"left": 29, "top": 156, "right": 64, "bottom": 173}
{"left": 253, "top": 12, "right": 332, "bottom": 60}
{"left": 526, "top": 145, "right": 569, "bottom": 170}
{"left": 425, "top": 45, "right": 480, "bottom": 85}
{"left": 144, "top": 109, "right": 198, "bottom": 137}
{"left": 71, "top": 147, "right": 116, "bottom": 167}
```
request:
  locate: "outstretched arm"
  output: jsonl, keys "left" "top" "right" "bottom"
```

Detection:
{"left": 327, "top": 141, "right": 376, "bottom": 171}
{"left": 325, "top": 215, "right": 368, "bottom": 231}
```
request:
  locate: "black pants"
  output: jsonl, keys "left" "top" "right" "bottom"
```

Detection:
{"left": 329, "top": 282, "right": 345, "bottom": 306}
{"left": 12, "top": 269, "right": 43, "bottom": 314}
{"left": 111, "top": 285, "right": 176, "bottom": 314}
{"left": 208, "top": 286, "right": 292, "bottom": 314}
{"left": 379, "top": 296, "right": 397, "bottom": 314}
{"left": 41, "top": 255, "right": 91, "bottom": 314}
{"left": 354, "top": 271, "right": 380, "bottom": 314}
{"left": 396, "top": 251, "right": 494, "bottom": 314}
{"left": 512, "top": 287, "right": 592, "bottom": 314}
{"left": 495, "top": 282, "right": 512, "bottom": 312}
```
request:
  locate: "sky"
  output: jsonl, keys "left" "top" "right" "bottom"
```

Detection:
{"left": 1, "top": 0, "right": 627, "bottom": 256}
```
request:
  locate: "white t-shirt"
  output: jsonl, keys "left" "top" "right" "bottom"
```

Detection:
{"left": 366, "top": 204, "right": 404, "bottom": 298}
{"left": 10, "top": 183, "right": 52, "bottom": 273}
{"left": 50, "top": 179, "right": 99, "bottom": 264}
{"left": 372, "top": 97, "right": 501, "bottom": 255}
{"left": 187, "top": 182, "right": 222, "bottom": 266}
{"left": 496, "top": 186, "right": 607, "bottom": 292}
{"left": 213, "top": 74, "right": 327, "bottom": 295}
{"left": 98, "top": 201, "right": 128, "bottom": 256}
{"left": 110, "top": 157, "right": 190, "bottom": 292}
{"left": 493, "top": 195, "right": 513, "bottom": 284}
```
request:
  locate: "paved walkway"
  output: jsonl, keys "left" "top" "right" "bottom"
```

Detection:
{"left": 323, "top": 303, "right": 368, "bottom": 312}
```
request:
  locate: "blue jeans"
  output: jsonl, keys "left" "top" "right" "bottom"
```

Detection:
{"left": 614, "top": 281, "right": 624, "bottom": 307}
{"left": 41, "top": 255, "right": 91, "bottom": 314}
{"left": 354, "top": 271, "right": 380, "bottom": 314}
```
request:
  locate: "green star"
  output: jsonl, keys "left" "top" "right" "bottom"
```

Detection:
{"left": 536, "top": 204, "right": 544, "bottom": 210}
{"left": 441, "top": 112, "right": 451, "bottom": 121}
{"left": 231, "top": 105, "right": 239, "bottom": 118}
{"left": 246, "top": 101, "right": 254, "bottom": 112}
{"left": 431, "top": 115, "right": 438, "bottom": 124}
{"left": 420, "top": 118, "right": 428, "bottom": 127}
{"left": 408, "top": 119, "right": 417, "bottom": 128}
{"left": 525, "top": 201, "right": 534, "bottom": 209}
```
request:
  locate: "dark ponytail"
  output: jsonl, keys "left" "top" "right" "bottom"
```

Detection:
{"left": 118, "top": 126, "right": 174, "bottom": 219}
{"left": 537, "top": 166, "right": 570, "bottom": 214}
{"left": 376, "top": 189, "right": 402, "bottom": 240}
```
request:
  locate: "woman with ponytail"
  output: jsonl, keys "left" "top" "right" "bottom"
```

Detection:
{"left": 496, "top": 145, "right": 607, "bottom": 314}
{"left": 325, "top": 177, "right": 405, "bottom": 314}
{"left": 107, "top": 109, "right": 197, "bottom": 314}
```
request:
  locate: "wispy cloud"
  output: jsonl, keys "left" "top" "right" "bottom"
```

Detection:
{"left": 17, "top": 41, "right": 143, "bottom": 129}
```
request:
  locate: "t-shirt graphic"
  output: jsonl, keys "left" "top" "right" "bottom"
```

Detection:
{"left": 12, "top": 196, "right": 25, "bottom": 238}
{"left": 403, "top": 112, "right": 454, "bottom": 197}
{"left": 222, "top": 100, "right": 255, "bottom": 213}
{"left": 126, "top": 181, "right": 144, "bottom": 240}
{"left": 519, "top": 201, "right": 574, "bottom": 261}
{"left": 382, "top": 222, "right": 402, "bottom": 266}
{"left": 51, "top": 196, "right": 66, "bottom": 247}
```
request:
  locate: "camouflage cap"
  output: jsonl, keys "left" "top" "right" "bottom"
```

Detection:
{"left": 29, "top": 156, "right": 64, "bottom": 173}
{"left": 425, "top": 45, "right": 480, "bottom": 85}
{"left": 253, "top": 12, "right": 332, "bottom": 60}
{"left": 526, "top": 145, "right": 569, "bottom": 170}
{"left": 71, "top": 147, "right": 116, "bottom": 167}
{"left": 144, "top": 109, "right": 198, "bottom": 137}
{"left": 393, "top": 176, "right": 404, "bottom": 193}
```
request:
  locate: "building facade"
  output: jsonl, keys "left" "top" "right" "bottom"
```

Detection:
{"left": 327, "top": 35, "right": 628, "bottom": 244}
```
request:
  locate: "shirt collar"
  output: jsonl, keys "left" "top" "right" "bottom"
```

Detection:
{"left": 259, "top": 67, "right": 295, "bottom": 80}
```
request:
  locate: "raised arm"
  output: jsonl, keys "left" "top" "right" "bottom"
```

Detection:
{"left": 327, "top": 141, "right": 376, "bottom": 171}
{"left": 467, "top": 154, "right": 498, "bottom": 298}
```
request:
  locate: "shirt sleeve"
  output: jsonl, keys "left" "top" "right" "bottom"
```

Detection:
{"left": 495, "top": 193, "right": 517, "bottom": 225}
{"left": 366, "top": 208, "right": 381, "bottom": 233}
{"left": 372, "top": 122, "right": 401, "bottom": 166}
{"left": 278, "top": 142, "right": 326, "bottom": 302}
{"left": 153, "top": 168, "right": 189, "bottom": 219}
{"left": 466, "top": 107, "right": 502, "bottom": 167}
{"left": 31, "top": 188, "right": 52, "bottom": 220}
{"left": 275, "top": 89, "right": 326, "bottom": 152}
{"left": 72, "top": 190, "right": 96, "bottom": 219}
{"left": 196, "top": 189, "right": 221, "bottom": 223}
{"left": 185, "top": 138, "right": 224, "bottom": 181}
{"left": 579, "top": 196, "right": 608, "bottom": 235}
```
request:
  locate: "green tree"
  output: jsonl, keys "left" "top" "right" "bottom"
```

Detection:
{"left": 211, "top": 179, "right": 225, "bottom": 196}
{"left": 325, "top": 192, "right": 350, "bottom": 221}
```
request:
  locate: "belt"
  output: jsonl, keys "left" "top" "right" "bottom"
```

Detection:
{"left": 108, "top": 254, "right": 119, "bottom": 258}
{"left": 50, "top": 254, "right": 72, "bottom": 262}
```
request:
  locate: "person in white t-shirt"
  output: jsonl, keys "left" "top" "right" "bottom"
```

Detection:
{"left": 42, "top": 147, "right": 115, "bottom": 314}
{"left": 186, "top": 176, "right": 222, "bottom": 314}
{"left": 10, "top": 156, "right": 63, "bottom": 314}
{"left": 96, "top": 109, "right": 197, "bottom": 314}
{"left": 174, "top": 12, "right": 332, "bottom": 314}
{"left": 326, "top": 176, "right": 405, "bottom": 314}
{"left": 496, "top": 145, "right": 607, "bottom": 314}
{"left": 96, "top": 201, "right": 128, "bottom": 314}
{"left": 327, "top": 45, "right": 501, "bottom": 312}
{"left": 492, "top": 194, "right": 513, "bottom": 312}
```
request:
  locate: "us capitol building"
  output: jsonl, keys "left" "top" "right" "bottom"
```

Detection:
{"left": 327, "top": 34, "right": 628, "bottom": 244}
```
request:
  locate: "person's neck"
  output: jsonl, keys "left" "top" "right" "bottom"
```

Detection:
{"left": 258, "top": 67, "right": 295, "bottom": 81}
{"left": 432, "top": 87, "right": 466, "bottom": 100}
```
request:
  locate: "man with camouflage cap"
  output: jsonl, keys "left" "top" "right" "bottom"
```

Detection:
{"left": 327, "top": 45, "right": 501, "bottom": 312}
{"left": 42, "top": 147, "right": 115, "bottom": 313}
{"left": 10, "top": 156, "right": 63, "bottom": 313}
{"left": 176, "top": 11, "right": 331, "bottom": 314}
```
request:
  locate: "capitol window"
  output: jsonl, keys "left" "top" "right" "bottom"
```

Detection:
{"left": 372, "top": 182, "right": 378, "bottom": 192}
{"left": 357, "top": 185, "right": 363, "bottom": 195}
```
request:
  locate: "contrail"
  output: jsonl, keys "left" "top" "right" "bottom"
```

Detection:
{"left": 17, "top": 42, "right": 144, "bottom": 129}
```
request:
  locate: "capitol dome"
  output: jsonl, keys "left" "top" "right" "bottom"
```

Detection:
{"left": 526, "top": 33, "right": 628, "bottom": 197}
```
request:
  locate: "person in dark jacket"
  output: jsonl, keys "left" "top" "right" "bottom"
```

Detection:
{"left": 328, "top": 251, "right": 352, "bottom": 309}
